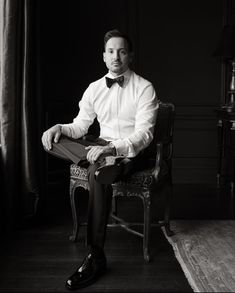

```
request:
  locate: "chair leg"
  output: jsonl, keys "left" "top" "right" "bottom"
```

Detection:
{"left": 143, "top": 192, "right": 151, "bottom": 262}
{"left": 164, "top": 184, "right": 174, "bottom": 237}
{"left": 69, "top": 180, "right": 79, "bottom": 242}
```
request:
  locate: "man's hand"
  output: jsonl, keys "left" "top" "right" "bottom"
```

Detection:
{"left": 41, "top": 124, "right": 62, "bottom": 151}
{"left": 85, "top": 145, "right": 115, "bottom": 164}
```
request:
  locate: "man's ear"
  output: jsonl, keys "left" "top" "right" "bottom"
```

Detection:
{"left": 103, "top": 52, "right": 106, "bottom": 62}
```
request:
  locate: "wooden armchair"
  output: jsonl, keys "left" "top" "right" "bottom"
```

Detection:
{"left": 69, "top": 102, "right": 175, "bottom": 262}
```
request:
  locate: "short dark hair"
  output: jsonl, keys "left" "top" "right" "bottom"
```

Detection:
{"left": 104, "top": 29, "right": 133, "bottom": 52}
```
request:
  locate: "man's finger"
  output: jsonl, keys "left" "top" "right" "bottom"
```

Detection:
{"left": 46, "top": 132, "right": 53, "bottom": 150}
{"left": 86, "top": 147, "right": 99, "bottom": 164}
{"left": 54, "top": 131, "right": 61, "bottom": 143}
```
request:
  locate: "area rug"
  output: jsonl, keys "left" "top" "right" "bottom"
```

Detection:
{"left": 162, "top": 220, "right": 235, "bottom": 292}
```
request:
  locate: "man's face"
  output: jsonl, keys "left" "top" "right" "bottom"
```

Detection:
{"left": 103, "top": 37, "right": 133, "bottom": 76}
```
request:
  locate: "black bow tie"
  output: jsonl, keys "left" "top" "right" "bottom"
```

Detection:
{"left": 105, "top": 76, "right": 124, "bottom": 88}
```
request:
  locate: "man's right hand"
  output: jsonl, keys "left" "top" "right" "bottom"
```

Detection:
{"left": 41, "top": 124, "right": 62, "bottom": 151}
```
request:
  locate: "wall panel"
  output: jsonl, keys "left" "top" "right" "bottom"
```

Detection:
{"left": 135, "top": 0, "right": 222, "bottom": 184}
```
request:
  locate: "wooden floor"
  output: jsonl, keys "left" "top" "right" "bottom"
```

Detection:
{"left": 0, "top": 183, "right": 234, "bottom": 292}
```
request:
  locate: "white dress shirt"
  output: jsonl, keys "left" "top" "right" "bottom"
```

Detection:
{"left": 61, "top": 69, "right": 159, "bottom": 158}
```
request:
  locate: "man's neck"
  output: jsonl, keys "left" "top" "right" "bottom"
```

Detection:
{"left": 109, "top": 68, "right": 130, "bottom": 78}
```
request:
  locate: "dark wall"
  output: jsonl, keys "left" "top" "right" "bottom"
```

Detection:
{"left": 38, "top": 0, "right": 224, "bottom": 184}
{"left": 131, "top": 1, "right": 223, "bottom": 184}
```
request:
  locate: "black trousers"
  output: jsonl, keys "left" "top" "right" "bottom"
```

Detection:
{"left": 45, "top": 135, "right": 150, "bottom": 249}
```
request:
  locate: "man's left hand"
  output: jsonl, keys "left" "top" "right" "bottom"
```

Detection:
{"left": 85, "top": 145, "right": 114, "bottom": 164}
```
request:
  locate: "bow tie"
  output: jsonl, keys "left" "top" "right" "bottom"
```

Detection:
{"left": 105, "top": 76, "right": 124, "bottom": 88}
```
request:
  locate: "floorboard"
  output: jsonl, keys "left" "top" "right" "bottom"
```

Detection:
{"left": 0, "top": 183, "right": 234, "bottom": 292}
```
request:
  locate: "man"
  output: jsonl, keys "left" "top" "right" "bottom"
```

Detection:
{"left": 41, "top": 29, "right": 159, "bottom": 290}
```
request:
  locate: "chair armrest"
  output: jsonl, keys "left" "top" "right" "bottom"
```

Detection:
{"left": 152, "top": 142, "right": 163, "bottom": 180}
{"left": 152, "top": 141, "right": 172, "bottom": 182}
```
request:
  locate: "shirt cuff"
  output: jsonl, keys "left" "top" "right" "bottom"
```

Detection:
{"left": 111, "top": 139, "right": 136, "bottom": 158}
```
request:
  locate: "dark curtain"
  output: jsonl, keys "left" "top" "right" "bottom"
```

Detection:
{"left": 0, "top": 0, "right": 42, "bottom": 232}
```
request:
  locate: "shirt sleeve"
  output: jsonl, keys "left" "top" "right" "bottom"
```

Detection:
{"left": 61, "top": 85, "right": 96, "bottom": 139}
{"left": 111, "top": 84, "right": 159, "bottom": 158}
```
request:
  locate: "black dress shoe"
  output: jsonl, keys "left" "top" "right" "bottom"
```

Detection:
{"left": 95, "top": 157, "right": 132, "bottom": 184}
{"left": 65, "top": 253, "right": 107, "bottom": 290}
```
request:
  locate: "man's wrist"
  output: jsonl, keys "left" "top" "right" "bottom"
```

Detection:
{"left": 108, "top": 142, "right": 116, "bottom": 156}
{"left": 57, "top": 124, "right": 63, "bottom": 134}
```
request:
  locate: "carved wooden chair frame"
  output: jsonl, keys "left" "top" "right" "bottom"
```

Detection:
{"left": 69, "top": 102, "right": 175, "bottom": 262}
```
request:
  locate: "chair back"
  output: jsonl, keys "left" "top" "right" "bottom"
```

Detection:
{"left": 143, "top": 102, "right": 175, "bottom": 167}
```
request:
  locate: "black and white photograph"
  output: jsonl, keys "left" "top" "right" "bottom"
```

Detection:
{"left": 0, "top": 0, "right": 235, "bottom": 292}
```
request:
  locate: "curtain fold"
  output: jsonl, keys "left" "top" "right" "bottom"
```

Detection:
{"left": 0, "top": 0, "right": 41, "bottom": 231}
